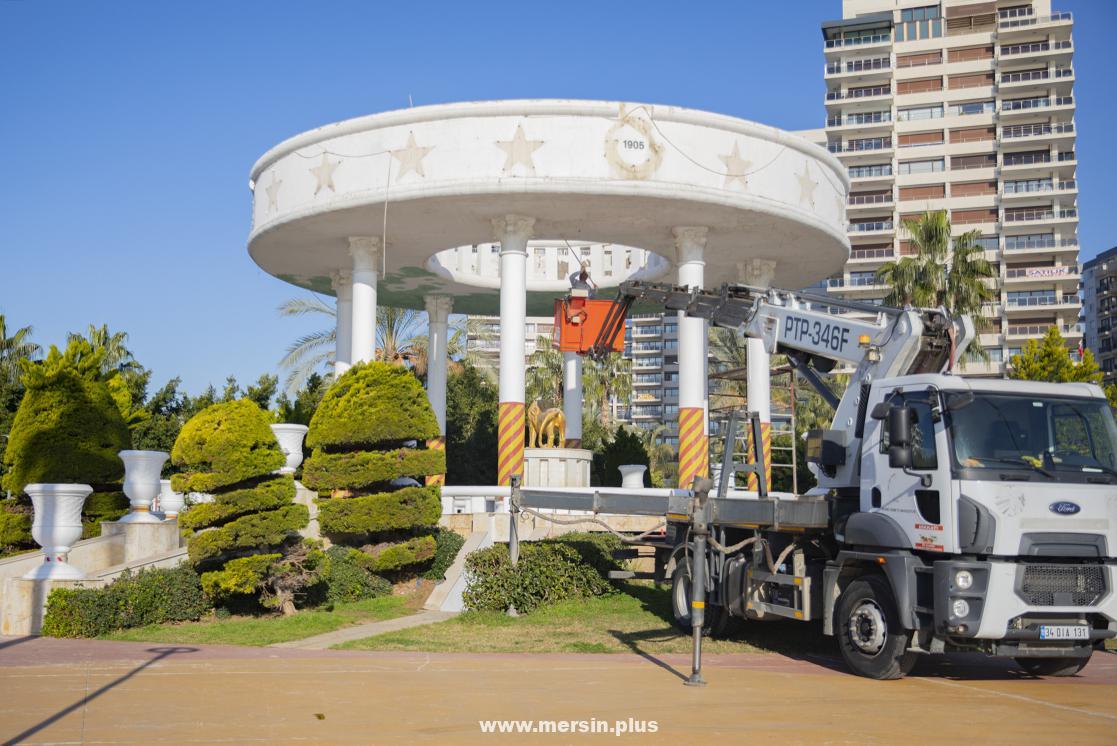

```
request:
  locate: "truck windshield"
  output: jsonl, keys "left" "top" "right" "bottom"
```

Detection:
{"left": 947, "top": 393, "right": 1117, "bottom": 481}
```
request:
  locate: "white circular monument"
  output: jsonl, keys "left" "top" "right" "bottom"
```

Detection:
{"left": 247, "top": 100, "right": 849, "bottom": 489}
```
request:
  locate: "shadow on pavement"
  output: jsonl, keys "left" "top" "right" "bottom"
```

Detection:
{"left": 0, "top": 636, "right": 36, "bottom": 652}
{"left": 607, "top": 628, "right": 687, "bottom": 682}
{"left": 2, "top": 646, "right": 199, "bottom": 746}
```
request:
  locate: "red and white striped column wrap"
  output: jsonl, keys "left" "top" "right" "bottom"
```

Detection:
{"left": 497, "top": 401, "right": 526, "bottom": 486}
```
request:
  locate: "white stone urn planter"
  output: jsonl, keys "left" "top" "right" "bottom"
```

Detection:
{"left": 270, "top": 424, "right": 308, "bottom": 474}
{"left": 159, "top": 479, "right": 185, "bottom": 519}
{"left": 619, "top": 464, "right": 647, "bottom": 489}
{"left": 118, "top": 450, "right": 169, "bottom": 523}
{"left": 23, "top": 483, "right": 92, "bottom": 580}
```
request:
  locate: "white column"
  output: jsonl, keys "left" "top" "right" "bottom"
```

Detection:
{"left": 349, "top": 237, "right": 381, "bottom": 366}
{"left": 739, "top": 259, "right": 777, "bottom": 491}
{"left": 331, "top": 269, "right": 353, "bottom": 375}
{"left": 563, "top": 351, "right": 583, "bottom": 447}
{"left": 494, "top": 215, "right": 535, "bottom": 485}
{"left": 424, "top": 294, "right": 453, "bottom": 434}
{"left": 674, "top": 226, "right": 709, "bottom": 489}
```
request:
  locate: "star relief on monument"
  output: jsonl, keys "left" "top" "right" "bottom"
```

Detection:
{"left": 391, "top": 132, "right": 434, "bottom": 180}
{"left": 796, "top": 165, "right": 818, "bottom": 208}
{"left": 718, "top": 142, "right": 751, "bottom": 189}
{"left": 495, "top": 123, "right": 544, "bottom": 175}
{"left": 309, "top": 153, "right": 340, "bottom": 195}
{"left": 265, "top": 173, "right": 282, "bottom": 211}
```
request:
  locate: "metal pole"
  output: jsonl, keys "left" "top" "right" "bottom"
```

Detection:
{"left": 685, "top": 485, "right": 709, "bottom": 687}
{"left": 508, "top": 476, "right": 521, "bottom": 617}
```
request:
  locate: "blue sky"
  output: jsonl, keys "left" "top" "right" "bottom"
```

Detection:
{"left": 1, "top": 0, "right": 1113, "bottom": 395}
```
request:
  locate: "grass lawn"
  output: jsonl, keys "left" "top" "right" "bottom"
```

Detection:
{"left": 336, "top": 582, "right": 831, "bottom": 656}
{"left": 103, "top": 594, "right": 416, "bottom": 647}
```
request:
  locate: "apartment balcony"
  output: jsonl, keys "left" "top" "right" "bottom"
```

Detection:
{"left": 999, "top": 39, "right": 1073, "bottom": 63}
{"left": 828, "top": 138, "right": 894, "bottom": 160}
{"left": 824, "top": 57, "right": 891, "bottom": 81}
{"left": 826, "top": 112, "right": 893, "bottom": 132}
{"left": 1005, "top": 322, "right": 1082, "bottom": 340}
{"left": 633, "top": 392, "right": 662, "bottom": 403}
{"left": 630, "top": 343, "right": 663, "bottom": 355}
{"left": 847, "top": 192, "right": 894, "bottom": 213}
{"left": 1004, "top": 295, "right": 1081, "bottom": 314}
{"left": 1001, "top": 179, "right": 1077, "bottom": 201}
{"left": 1002, "top": 237, "right": 1079, "bottom": 259}
{"left": 631, "top": 325, "right": 663, "bottom": 337}
{"left": 825, "top": 85, "right": 892, "bottom": 108}
{"left": 847, "top": 165, "right": 894, "bottom": 186}
{"left": 847, "top": 220, "right": 894, "bottom": 238}
{"left": 999, "top": 96, "right": 1075, "bottom": 118}
{"left": 1000, "top": 122, "right": 1075, "bottom": 146}
{"left": 999, "top": 67, "right": 1075, "bottom": 93}
{"left": 998, "top": 11, "right": 1072, "bottom": 35}
{"left": 1001, "top": 151, "right": 1077, "bottom": 178}
{"left": 633, "top": 378, "right": 661, "bottom": 388}
{"left": 824, "top": 33, "right": 891, "bottom": 56}
{"left": 1002, "top": 207, "right": 1078, "bottom": 229}
{"left": 957, "top": 359, "right": 1005, "bottom": 377}
{"left": 847, "top": 246, "right": 896, "bottom": 263}
{"left": 1003, "top": 265, "right": 1080, "bottom": 288}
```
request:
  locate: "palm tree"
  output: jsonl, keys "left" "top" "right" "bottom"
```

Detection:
{"left": 278, "top": 296, "right": 337, "bottom": 394}
{"left": 584, "top": 352, "right": 632, "bottom": 431}
{"left": 526, "top": 336, "right": 564, "bottom": 406}
{"left": 67, "top": 324, "right": 138, "bottom": 375}
{"left": 634, "top": 422, "right": 676, "bottom": 487}
{"left": 0, "top": 315, "right": 40, "bottom": 385}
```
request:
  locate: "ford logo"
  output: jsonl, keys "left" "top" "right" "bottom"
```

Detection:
{"left": 1049, "top": 501, "right": 1081, "bottom": 515}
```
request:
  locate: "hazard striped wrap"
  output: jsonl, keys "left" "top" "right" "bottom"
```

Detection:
{"left": 746, "top": 421, "right": 772, "bottom": 492}
{"left": 677, "top": 406, "right": 708, "bottom": 490}
{"left": 497, "top": 402, "right": 526, "bottom": 486}
{"left": 425, "top": 437, "right": 446, "bottom": 486}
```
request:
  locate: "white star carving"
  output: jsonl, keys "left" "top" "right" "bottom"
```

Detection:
{"left": 309, "top": 154, "right": 339, "bottom": 195}
{"left": 265, "top": 173, "right": 282, "bottom": 211}
{"left": 719, "top": 142, "right": 751, "bottom": 189}
{"left": 495, "top": 123, "right": 544, "bottom": 175}
{"left": 797, "top": 165, "right": 818, "bottom": 207}
{"left": 391, "top": 132, "right": 434, "bottom": 180}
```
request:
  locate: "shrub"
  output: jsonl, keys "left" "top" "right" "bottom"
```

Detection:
{"left": 0, "top": 501, "right": 33, "bottom": 552}
{"left": 422, "top": 528, "right": 466, "bottom": 581}
{"left": 317, "top": 486, "right": 441, "bottom": 536}
{"left": 1, "top": 340, "right": 130, "bottom": 495}
{"left": 302, "top": 448, "right": 446, "bottom": 491}
{"left": 593, "top": 427, "right": 650, "bottom": 487}
{"left": 305, "top": 363, "right": 439, "bottom": 449}
{"left": 82, "top": 491, "right": 129, "bottom": 537}
{"left": 322, "top": 546, "right": 392, "bottom": 604}
{"left": 170, "top": 399, "right": 285, "bottom": 494}
{"left": 462, "top": 533, "right": 622, "bottom": 613}
{"left": 187, "top": 504, "right": 309, "bottom": 565}
{"left": 41, "top": 564, "right": 210, "bottom": 638}
{"left": 179, "top": 477, "right": 295, "bottom": 531}
{"left": 303, "top": 363, "right": 445, "bottom": 576}
{"left": 199, "top": 553, "right": 281, "bottom": 603}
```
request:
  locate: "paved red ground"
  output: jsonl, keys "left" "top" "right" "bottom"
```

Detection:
{"left": 1, "top": 636, "right": 1114, "bottom": 743}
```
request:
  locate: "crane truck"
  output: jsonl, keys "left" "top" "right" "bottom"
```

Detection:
{"left": 513, "top": 280, "right": 1117, "bottom": 680}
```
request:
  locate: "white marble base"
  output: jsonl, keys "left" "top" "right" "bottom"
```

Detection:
{"left": 523, "top": 448, "right": 592, "bottom": 488}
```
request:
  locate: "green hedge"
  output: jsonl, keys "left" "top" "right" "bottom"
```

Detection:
{"left": 199, "top": 553, "right": 281, "bottom": 604}
{"left": 41, "top": 565, "right": 210, "bottom": 638}
{"left": 462, "top": 533, "right": 622, "bottom": 613}
{"left": 171, "top": 400, "right": 285, "bottom": 493}
{"left": 187, "top": 504, "right": 309, "bottom": 565}
{"left": 322, "top": 546, "right": 392, "bottom": 604}
{"left": 351, "top": 534, "right": 437, "bottom": 573}
{"left": 306, "top": 363, "right": 439, "bottom": 449}
{"left": 1, "top": 342, "right": 130, "bottom": 495}
{"left": 81, "top": 491, "right": 129, "bottom": 537}
{"left": 179, "top": 477, "right": 296, "bottom": 531}
{"left": 422, "top": 528, "right": 466, "bottom": 581}
{"left": 0, "top": 501, "right": 32, "bottom": 551}
{"left": 302, "top": 448, "right": 445, "bottom": 491}
{"left": 317, "top": 486, "right": 441, "bottom": 537}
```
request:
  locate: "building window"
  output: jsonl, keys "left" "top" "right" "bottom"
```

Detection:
{"left": 897, "top": 105, "right": 943, "bottom": 122}
{"left": 896, "top": 5, "right": 942, "bottom": 42}
{"left": 898, "top": 158, "right": 945, "bottom": 175}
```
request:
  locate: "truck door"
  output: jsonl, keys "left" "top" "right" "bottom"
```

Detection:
{"left": 871, "top": 389, "right": 955, "bottom": 554}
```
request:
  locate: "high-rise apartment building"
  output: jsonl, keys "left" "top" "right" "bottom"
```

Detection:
{"left": 1082, "top": 246, "right": 1117, "bottom": 385}
{"left": 818, "top": 0, "right": 1081, "bottom": 375}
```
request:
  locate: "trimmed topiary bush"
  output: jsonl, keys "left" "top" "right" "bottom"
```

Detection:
{"left": 0, "top": 501, "right": 33, "bottom": 554}
{"left": 41, "top": 564, "right": 210, "bottom": 638}
{"left": 1, "top": 340, "right": 132, "bottom": 541}
{"left": 172, "top": 399, "right": 309, "bottom": 610}
{"left": 422, "top": 528, "right": 466, "bottom": 581}
{"left": 303, "top": 363, "right": 445, "bottom": 576}
{"left": 462, "top": 532, "right": 623, "bottom": 614}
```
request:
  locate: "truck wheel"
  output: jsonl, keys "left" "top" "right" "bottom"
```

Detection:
{"left": 835, "top": 575, "right": 917, "bottom": 680}
{"left": 670, "top": 553, "right": 733, "bottom": 637}
{"left": 1015, "top": 655, "right": 1091, "bottom": 677}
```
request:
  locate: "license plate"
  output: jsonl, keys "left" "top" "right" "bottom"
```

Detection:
{"left": 1038, "top": 625, "right": 1089, "bottom": 640}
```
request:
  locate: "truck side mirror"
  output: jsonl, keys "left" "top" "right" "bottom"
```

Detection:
{"left": 887, "top": 405, "right": 913, "bottom": 469}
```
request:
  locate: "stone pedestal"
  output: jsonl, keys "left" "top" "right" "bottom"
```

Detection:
{"left": 523, "top": 448, "right": 592, "bottom": 488}
{"left": 1, "top": 577, "right": 102, "bottom": 635}
{"left": 100, "top": 519, "right": 181, "bottom": 563}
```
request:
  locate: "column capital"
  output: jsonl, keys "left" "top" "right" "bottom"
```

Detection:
{"left": 672, "top": 226, "right": 708, "bottom": 265}
{"left": 424, "top": 294, "right": 453, "bottom": 321}
{"left": 492, "top": 214, "right": 535, "bottom": 252}
{"left": 737, "top": 258, "right": 777, "bottom": 288}
{"left": 330, "top": 269, "right": 353, "bottom": 294}
{"left": 348, "top": 236, "right": 382, "bottom": 271}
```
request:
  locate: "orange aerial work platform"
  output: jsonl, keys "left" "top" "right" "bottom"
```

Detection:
{"left": 552, "top": 296, "right": 627, "bottom": 355}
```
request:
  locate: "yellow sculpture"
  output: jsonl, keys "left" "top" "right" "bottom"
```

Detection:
{"left": 527, "top": 400, "right": 566, "bottom": 448}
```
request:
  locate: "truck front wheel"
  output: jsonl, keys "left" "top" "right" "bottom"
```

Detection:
{"left": 835, "top": 575, "right": 917, "bottom": 680}
{"left": 1015, "top": 655, "right": 1091, "bottom": 677}
{"left": 670, "top": 552, "right": 733, "bottom": 638}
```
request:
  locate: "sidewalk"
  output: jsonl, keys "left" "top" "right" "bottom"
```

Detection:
{"left": 269, "top": 609, "right": 457, "bottom": 650}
